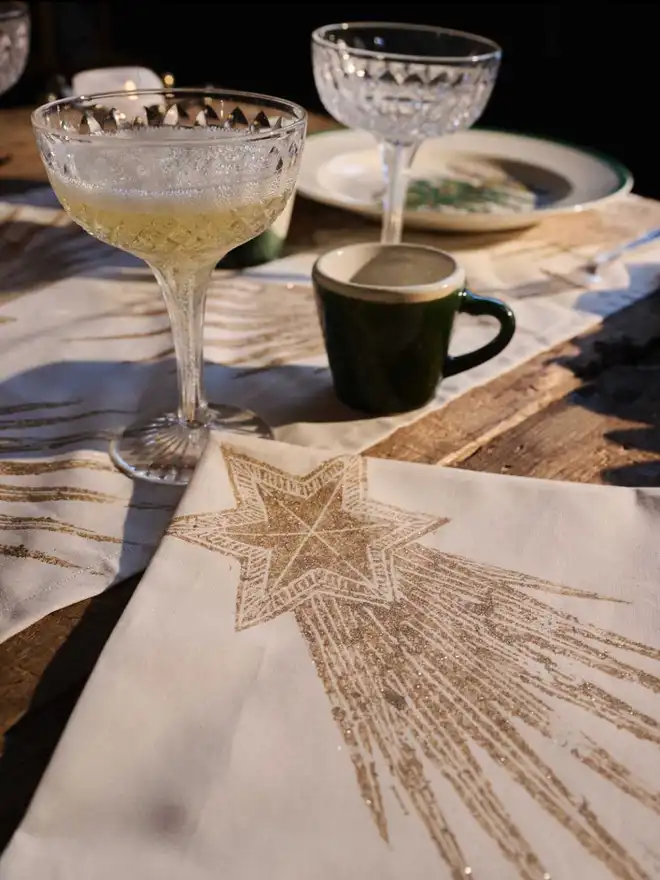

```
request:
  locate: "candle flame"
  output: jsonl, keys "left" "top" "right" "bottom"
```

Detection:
{"left": 124, "top": 79, "right": 138, "bottom": 100}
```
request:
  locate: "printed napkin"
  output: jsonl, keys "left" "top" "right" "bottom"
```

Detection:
{"left": 1, "top": 192, "right": 660, "bottom": 645}
{"left": 1, "top": 434, "right": 658, "bottom": 880}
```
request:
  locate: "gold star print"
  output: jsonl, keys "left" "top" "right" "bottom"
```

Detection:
{"left": 168, "top": 447, "right": 446, "bottom": 629}
{"left": 169, "top": 446, "right": 660, "bottom": 880}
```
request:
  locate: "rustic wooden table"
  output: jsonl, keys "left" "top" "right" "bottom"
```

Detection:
{"left": 0, "top": 108, "right": 659, "bottom": 848}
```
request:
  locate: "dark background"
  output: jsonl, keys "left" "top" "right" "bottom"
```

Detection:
{"left": 8, "top": 3, "right": 658, "bottom": 196}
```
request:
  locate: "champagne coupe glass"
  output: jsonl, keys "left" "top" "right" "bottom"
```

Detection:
{"left": 32, "top": 88, "right": 306, "bottom": 485}
{"left": 0, "top": 1, "right": 30, "bottom": 164}
{"left": 312, "top": 22, "right": 501, "bottom": 244}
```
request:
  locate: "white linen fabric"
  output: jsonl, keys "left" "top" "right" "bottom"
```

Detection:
{"left": 0, "top": 193, "right": 659, "bottom": 643}
{"left": 1, "top": 434, "right": 659, "bottom": 879}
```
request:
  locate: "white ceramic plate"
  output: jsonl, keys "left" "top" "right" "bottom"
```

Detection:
{"left": 297, "top": 128, "right": 633, "bottom": 232}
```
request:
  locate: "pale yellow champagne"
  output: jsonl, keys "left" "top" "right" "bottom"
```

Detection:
{"left": 52, "top": 180, "right": 290, "bottom": 267}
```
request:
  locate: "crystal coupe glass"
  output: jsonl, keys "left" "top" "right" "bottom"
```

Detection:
{"left": 32, "top": 88, "right": 306, "bottom": 485}
{"left": 312, "top": 22, "right": 501, "bottom": 244}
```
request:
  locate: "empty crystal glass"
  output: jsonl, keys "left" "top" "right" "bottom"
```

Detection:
{"left": 0, "top": 1, "right": 29, "bottom": 164}
{"left": 32, "top": 88, "right": 306, "bottom": 485}
{"left": 0, "top": 1, "right": 28, "bottom": 95}
{"left": 312, "top": 22, "right": 501, "bottom": 243}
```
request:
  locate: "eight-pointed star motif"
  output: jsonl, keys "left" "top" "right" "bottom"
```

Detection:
{"left": 168, "top": 446, "right": 448, "bottom": 630}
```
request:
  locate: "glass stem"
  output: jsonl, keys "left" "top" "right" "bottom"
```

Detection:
{"left": 150, "top": 260, "right": 217, "bottom": 425}
{"left": 380, "top": 141, "right": 418, "bottom": 245}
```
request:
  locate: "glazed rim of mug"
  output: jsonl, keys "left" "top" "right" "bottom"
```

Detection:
{"left": 311, "top": 22, "right": 502, "bottom": 65}
{"left": 312, "top": 243, "right": 467, "bottom": 304}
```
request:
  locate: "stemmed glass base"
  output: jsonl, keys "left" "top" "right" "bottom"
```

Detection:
{"left": 109, "top": 405, "right": 271, "bottom": 486}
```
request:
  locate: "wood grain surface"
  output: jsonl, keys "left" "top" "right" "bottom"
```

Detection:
{"left": 1, "top": 107, "right": 659, "bottom": 851}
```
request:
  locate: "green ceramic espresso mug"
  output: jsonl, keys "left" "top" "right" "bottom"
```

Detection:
{"left": 312, "top": 242, "right": 516, "bottom": 416}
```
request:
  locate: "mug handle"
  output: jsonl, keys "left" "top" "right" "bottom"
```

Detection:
{"left": 444, "top": 290, "right": 516, "bottom": 378}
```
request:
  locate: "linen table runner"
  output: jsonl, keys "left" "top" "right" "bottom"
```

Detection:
{"left": 1, "top": 193, "right": 660, "bottom": 644}
{"left": 1, "top": 433, "right": 658, "bottom": 879}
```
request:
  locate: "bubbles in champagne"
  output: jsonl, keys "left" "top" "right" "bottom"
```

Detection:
{"left": 45, "top": 126, "right": 297, "bottom": 266}
{"left": 49, "top": 126, "right": 288, "bottom": 206}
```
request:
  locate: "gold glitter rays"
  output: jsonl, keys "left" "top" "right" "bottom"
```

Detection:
{"left": 0, "top": 513, "right": 124, "bottom": 576}
{"left": 169, "top": 447, "right": 660, "bottom": 880}
{"left": 0, "top": 483, "right": 118, "bottom": 503}
{"left": 0, "top": 401, "right": 164, "bottom": 578}
{"left": 66, "top": 276, "right": 325, "bottom": 370}
{"left": 0, "top": 456, "right": 115, "bottom": 476}
{"left": 0, "top": 514, "right": 122, "bottom": 544}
